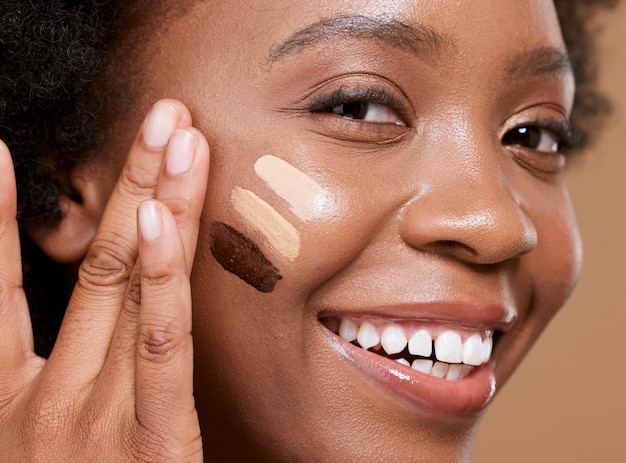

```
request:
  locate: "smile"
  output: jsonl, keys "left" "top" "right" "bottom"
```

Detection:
{"left": 323, "top": 317, "right": 493, "bottom": 381}
{"left": 318, "top": 303, "right": 512, "bottom": 417}
{"left": 324, "top": 317, "right": 493, "bottom": 381}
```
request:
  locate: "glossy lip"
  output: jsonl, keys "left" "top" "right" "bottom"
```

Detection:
{"left": 318, "top": 302, "right": 515, "bottom": 418}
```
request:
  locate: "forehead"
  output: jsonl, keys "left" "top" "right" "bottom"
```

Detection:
{"left": 108, "top": 0, "right": 571, "bottom": 127}
{"left": 192, "top": 0, "right": 565, "bottom": 54}
{"left": 139, "top": 0, "right": 567, "bottom": 82}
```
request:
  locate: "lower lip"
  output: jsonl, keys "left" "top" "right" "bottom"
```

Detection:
{"left": 321, "top": 326, "right": 496, "bottom": 418}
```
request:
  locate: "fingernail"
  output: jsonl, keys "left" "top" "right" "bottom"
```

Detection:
{"left": 139, "top": 200, "right": 162, "bottom": 241}
{"left": 143, "top": 102, "right": 179, "bottom": 148}
{"left": 166, "top": 129, "right": 197, "bottom": 175}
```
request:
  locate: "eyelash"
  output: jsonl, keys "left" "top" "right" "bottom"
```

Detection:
{"left": 503, "top": 117, "right": 579, "bottom": 154}
{"left": 307, "top": 86, "right": 410, "bottom": 126}
{"left": 304, "top": 84, "right": 579, "bottom": 158}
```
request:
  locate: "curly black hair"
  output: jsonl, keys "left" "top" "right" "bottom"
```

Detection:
{"left": 0, "top": 0, "right": 113, "bottom": 355}
{"left": 0, "top": 0, "right": 619, "bottom": 356}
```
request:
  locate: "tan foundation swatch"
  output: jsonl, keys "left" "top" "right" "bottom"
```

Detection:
{"left": 231, "top": 186, "right": 300, "bottom": 261}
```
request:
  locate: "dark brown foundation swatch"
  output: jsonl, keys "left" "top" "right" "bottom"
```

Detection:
{"left": 210, "top": 221, "right": 283, "bottom": 293}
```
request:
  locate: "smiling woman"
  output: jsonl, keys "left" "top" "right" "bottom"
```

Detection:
{"left": 0, "top": 0, "right": 618, "bottom": 461}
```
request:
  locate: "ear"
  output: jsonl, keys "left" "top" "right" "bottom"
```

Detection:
{"left": 27, "top": 162, "right": 108, "bottom": 264}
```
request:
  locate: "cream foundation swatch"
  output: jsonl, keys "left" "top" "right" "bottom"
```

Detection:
{"left": 231, "top": 186, "right": 300, "bottom": 261}
{"left": 254, "top": 155, "right": 335, "bottom": 222}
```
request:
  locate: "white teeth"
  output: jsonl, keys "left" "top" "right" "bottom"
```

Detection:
{"left": 434, "top": 331, "right": 463, "bottom": 363}
{"left": 408, "top": 329, "right": 432, "bottom": 357}
{"left": 431, "top": 362, "right": 449, "bottom": 378}
{"left": 481, "top": 336, "right": 493, "bottom": 364}
{"left": 396, "top": 358, "right": 410, "bottom": 367}
{"left": 381, "top": 325, "right": 408, "bottom": 355}
{"left": 338, "top": 319, "right": 358, "bottom": 343}
{"left": 356, "top": 321, "right": 380, "bottom": 350}
{"left": 460, "top": 365, "right": 474, "bottom": 379}
{"left": 409, "top": 359, "right": 474, "bottom": 381}
{"left": 446, "top": 364, "right": 463, "bottom": 380}
{"left": 462, "top": 334, "right": 484, "bottom": 366}
{"left": 331, "top": 318, "right": 494, "bottom": 378}
{"left": 411, "top": 359, "right": 433, "bottom": 375}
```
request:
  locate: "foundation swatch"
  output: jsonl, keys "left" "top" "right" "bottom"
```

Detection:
{"left": 210, "top": 221, "right": 282, "bottom": 293}
{"left": 254, "top": 155, "right": 335, "bottom": 222}
{"left": 231, "top": 186, "right": 300, "bottom": 261}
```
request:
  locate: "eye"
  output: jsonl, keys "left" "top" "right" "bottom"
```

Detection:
{"left": 328, "top": 101, "right": 405, "bottom": 126}
{"left": 502, "top": 126, "right": 560, "bottom": 153}
{"left": 304, "top": 78, "right": 413, "bottom": 144}
{"left": 309, "top": 85, "right": 410, "bottom": 127}
{"left": 501, "top": 118, "right": 577, "bottom": 175}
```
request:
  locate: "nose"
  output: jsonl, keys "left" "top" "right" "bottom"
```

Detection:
{"left": 399, "top": 141, "right": 537, "bottom": 265}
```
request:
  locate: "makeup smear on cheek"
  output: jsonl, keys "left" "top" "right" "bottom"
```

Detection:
{"left": 213, "top": 155, "right": 335, "bottom": 293}
{"left": 231, "top": 187, "right": 300, "bottom": 261}
{"left": 254, "top": 155, "right": 336, "bottom": 221}
{"left": 210, "top": 221, "right": 282, "bottom": 293}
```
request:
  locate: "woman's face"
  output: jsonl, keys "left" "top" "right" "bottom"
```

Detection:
{"left": 98, "top": 0, "right": 580, "bottom": 460}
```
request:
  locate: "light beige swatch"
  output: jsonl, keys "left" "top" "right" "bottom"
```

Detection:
{"left": 231, "top": 186, "right": 300, "bottom": 261}
{"left": 255, "top": 155, "right": 336, "bottom": 222}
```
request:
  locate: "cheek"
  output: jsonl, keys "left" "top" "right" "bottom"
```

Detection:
{"left": 530, "top": 192, "right": 583, "bottom": 322}
{"left": 202, "top": 148, "right": 354, "bottom": 296}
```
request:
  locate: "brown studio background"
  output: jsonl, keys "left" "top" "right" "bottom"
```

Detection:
{"left": 473, "top": 4, "right": 626, "bottom": 462}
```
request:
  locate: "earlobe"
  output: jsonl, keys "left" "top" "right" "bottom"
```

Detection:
{"left": 27, "top": 165, "right": 107, "bottom": 264}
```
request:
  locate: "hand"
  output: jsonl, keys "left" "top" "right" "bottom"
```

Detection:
{"left": 0, "top": 99, "right": 209, "bottom": 462}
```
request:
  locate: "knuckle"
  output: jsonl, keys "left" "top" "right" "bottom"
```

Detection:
{"left": 138, "top": 319, "right": 187, "bottom": 362}
{"left": 126, "top": 271, "right": 143, "bottom": 307}
{"left": 118, "top": 161, "right": 158, "bottom": 198}
{"left": 142, "top": 260, "right": 186, "bottom": 287}
{"left": 78, "top": 238, "right": 134, "bottom": 289}
{"left": 162, "top": 195, "right": 194, "bottom": 222}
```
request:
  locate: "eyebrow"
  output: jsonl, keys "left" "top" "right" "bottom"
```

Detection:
{"left": 506, "top": 46, "right": 573, "bottom": 80}
{"left": 267, "top": 14, "right": 453, "bottom": 64}
{"left": 267, "top": 14, "right": 573, "bottom": 83}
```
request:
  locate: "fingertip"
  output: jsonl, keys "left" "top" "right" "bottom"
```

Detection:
{"left": 138, "top": 200, "right": 183, "bottom": 261}
{"left": 184, "top": 126, "right": 210, "bottom": 161}
{"left": 163, "top": 126, "right": 211, "bottom": 177}
{"left": 143, "top": 98, "right": 192, "bottom": 148}
{"left": 142, "top": 102, "right": 180, "bottom": 149}
{"left": 138, "top": 200, "right": 163, "bottom": 242}
{"left": 165, "top": 129, "right": 198, "bottom": 176}
{"left": 158, "top": 98, "right": 193, "bottom": 126}
{"left": 177, "top": 127, "right": 210, "bottom": 184}
{"left": 141, "top": 99, "right": 193, "bottom": 150}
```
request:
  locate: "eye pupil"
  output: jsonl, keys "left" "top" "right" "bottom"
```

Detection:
{"left": 330, "top": 102, "right": 368, "bottom": 119}
{"left": 503, "top": 127, "right": 542, "bottom": 149}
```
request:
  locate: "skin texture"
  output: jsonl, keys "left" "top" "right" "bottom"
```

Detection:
{"left": 78, "top": 0, "right": 581, "bottom": 460}
{"left": 6, "top": 0, "right": 580, "bottom": 461}
{"left": 0, "top": 100, "right": 207, "bottom": 462}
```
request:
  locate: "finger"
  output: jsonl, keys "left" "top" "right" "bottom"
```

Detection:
{"left": 49, "top": 100, "right": 191, "bottom": 377}
{"left": 156, "top": 127, "right": 210, "bottom": 272}
{"left": 0, "top": 140, "right": 37, "bottom": 369}
{"left": 133, "top": 201, "right": 202, "bottom": 460}
{"left": 101, "top": 126, "right": 208, "bottom": 386}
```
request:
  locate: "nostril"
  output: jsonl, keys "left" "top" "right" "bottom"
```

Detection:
{"left": 438, "top": 240, "right": 468, "bottom": 248}
{"left": 424, "top": 240, "right": 478, "bottom": 260}
{"left": 398, "top": 181, "right": 538, "bottom": 265}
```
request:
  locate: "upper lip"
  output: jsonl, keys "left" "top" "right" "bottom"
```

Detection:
{"left": 318, "top": 301, "right": 517, "bottom": 333}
